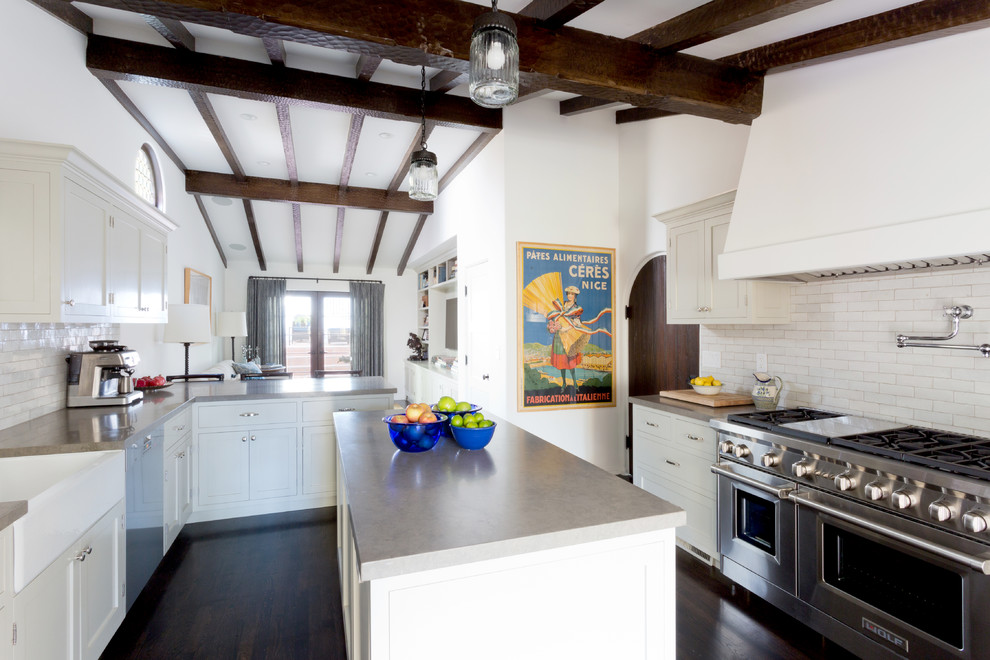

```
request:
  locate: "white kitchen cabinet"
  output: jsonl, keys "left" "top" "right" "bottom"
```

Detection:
{"left": 163, "top": 432, "right": 192, "bottom": 553}
{"left": 11, "top": 499, "right": 125, "bottom": 660}
{"left": 657, "top": 191, "right": 791, "bottom": 325}
{"left": 404, "top": 360, "right": 459, "bottom": 404}
{"left": 0, "top": 527, "right": 10, "bottom": 660}
{"left": 302, "top": 426, "right": 336, "bottom": 496}
{"left": 632, "top": 404, "right": 718, "bottom": 565}
{"left": 197, "top": 428, "right": 297, "bottom": 508}
{"left": 0, "top": 139, "right": 175, "bottom": 324}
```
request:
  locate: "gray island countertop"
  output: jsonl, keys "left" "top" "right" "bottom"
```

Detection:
{"left": 335, "top": 409, "right": 686, "bottom": 582}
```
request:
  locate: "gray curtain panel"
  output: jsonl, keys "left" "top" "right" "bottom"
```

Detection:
{"left": 349, "top": 281, "right": 385, "bottom": 377}
{"left": 246, "top": 277, "right": 287, "bottom": 366}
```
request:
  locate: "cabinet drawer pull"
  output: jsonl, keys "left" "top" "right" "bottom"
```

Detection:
{"left": 665, "top": 459, "right": 680, "bottom": 467}
{"left": 646, "top": 421, "right": 659, "bottom": 428}
{"left": 336, "top": 407, "right": 356, "bottom": 412}
{"left": 686, "top": 434, "right": 704, "bottom": 442}
{"left": 63, "top": 298, "right": 75, "bottom": 307}
{"left": 239, "top": 412, "right": 260, "bottom": 417}
{"left": 75, "top": 546, "right": 93, "bottom": 562}
{"left": 175, "top": 425, "right": 185, "bottom": 431}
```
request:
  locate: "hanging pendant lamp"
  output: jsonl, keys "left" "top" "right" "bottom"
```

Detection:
{"left": 469, "top": 0, "right": 519, "bottom": 108}
{"left": 408, "top": 65, "right": 438, "bottom": 201}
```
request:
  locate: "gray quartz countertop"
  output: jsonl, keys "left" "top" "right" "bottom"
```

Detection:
{"left": 335, "top": 409, "right": 686, "bottom": 582}
{"left": 0, "top": 376, "right": 396, "bottom": 458}
{"left": 404, "top": 359, "right": 457, "bottom": 381}
{"left": 630, "top": 394, "right": 759, "bottom": 423}
{"left": 0, "top": 501, "right": 28, "bottom": 532}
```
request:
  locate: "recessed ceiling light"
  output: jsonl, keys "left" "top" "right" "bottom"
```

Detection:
{"left": 378, "top": 132, "right": 393, "bottom": 139}
{"left": 212, "top": 196, "right": 233, "bottom": 206}
{"left": 257, "top": 160, "right": 270, "bottom": 166}
{"left": 240, "top": 113, "right": 257, "bottom": 121}
{"left": 229, "top": 243, "right": 247, "bottom": 251}
{"left": 365, "top": 172, "right": 376, "bottom": 178}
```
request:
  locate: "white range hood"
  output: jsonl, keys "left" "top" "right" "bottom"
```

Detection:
{"left": 718, "top": 28, "right": 990, "bottom": 282}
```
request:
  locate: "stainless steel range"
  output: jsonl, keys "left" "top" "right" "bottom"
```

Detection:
{"left": 711, "top": 408, "right": 990, "bottom": 660}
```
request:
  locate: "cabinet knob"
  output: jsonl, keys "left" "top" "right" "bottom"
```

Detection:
{"left": 241, "top": 436, "right": 247, "bottom": 442}
{"left": 250, "top": 435, "right": 256, "bottom": 441}
{"left": 63, "top": 299, "right": 75, "bottom": 307}
{"left": 75, "top": 546, "right": 93, "bottom": 562}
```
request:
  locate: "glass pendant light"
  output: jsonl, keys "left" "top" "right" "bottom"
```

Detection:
{"left": 408, "top": 66, "right": 438, "bottom": 201}
{"left": 469, "top": 0, "right": 519, "bottom": 108}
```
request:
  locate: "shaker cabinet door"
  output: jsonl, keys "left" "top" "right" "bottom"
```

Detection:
{"left": 197, "top": 431, "right": 251, "bottom": 506}
{"left": 62, "top": 179, "right": 109, "bottom": 320}
{"left": 0, "top": 168, "right": 51, "bottom": 317}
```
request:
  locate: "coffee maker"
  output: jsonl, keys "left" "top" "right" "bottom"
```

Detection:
{"left": 66, "top": 346, "right": 144, "bottom": 408}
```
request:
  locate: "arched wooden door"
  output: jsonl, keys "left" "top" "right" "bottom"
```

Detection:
{"left": 626, "top": 255, "right": 699, "bottom": 472}
{"left": 627, "top": 255, "right": 699, "bottom": 396}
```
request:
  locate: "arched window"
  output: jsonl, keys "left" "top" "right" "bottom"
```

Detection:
{"left": 134, "top": 144, "right": 164, "bottom": 210}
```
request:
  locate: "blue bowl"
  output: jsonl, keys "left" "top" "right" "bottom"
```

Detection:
{"left": 383, "top": 413, "right": 447, "bottom": 453}
{"left": 450, "top": 422, "right": 496, "bottom": 450}
{"left": 432, "top": 404, "right": 482, "bottom": 436}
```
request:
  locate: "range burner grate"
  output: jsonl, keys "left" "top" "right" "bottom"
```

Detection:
{"left": 835, "top": 427, "right": 990, "bottom": 481}
{"left": 727, "top": 407, "right": 844, "bottom": 430}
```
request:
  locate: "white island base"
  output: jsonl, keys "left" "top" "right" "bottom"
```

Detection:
{"left": 335, "top": 410, "right": 683, "bottom": 660}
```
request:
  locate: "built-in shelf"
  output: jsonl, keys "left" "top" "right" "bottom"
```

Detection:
{"left": 414, "top": 254, "right": 458, "bottom": 360}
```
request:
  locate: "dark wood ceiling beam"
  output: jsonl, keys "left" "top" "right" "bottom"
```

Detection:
{"left": 188, "top": 90, "right": 245, "bottom": 180}
{"left": 396, "top": 215, "right": 428, "bottom": 276}
{"left": 25, "top": 0, "right": 92, "bottom": 34}
{"left": 243, "top": 199, "right": 266, "bottom": 271}
{"left": 186, "top": 171, "right": 434, "bottom": 214}
{"left": 559, "top": 96, "right": 623, "bottom": 116}
{"left": 439, "top": 132, "right": 497, "bottom": 193}
{"left": 517, "top": 0, "right": 607, "bottom": 29}
{"left": 71, "top": 0, "right": 763, "bottom": 123}
{"left": 339, "top": 115, "right": 364, "bottom": 190}
{"left": 86, "top": 35, "right": 502, "bottom": 132}
{"left": 143, "top": 15, "right": 195, "bottom": 49}
{"left": 333, "top": 207, "right": 345, "bottom": 273}
{"left": 630, "top": 0, "right": 830, "bottom": 53}
{"left": 429, "top": 70, "right": 466, "bottom": 93}
{"left": 292, "top": 203, "right": 303, "bottom": 272}
{"left": 263, "top": 37, "right": 286, "bottom": 65}
{"left": 721, "top": 0, "right": 990, "bottom": 73}
{"left": 614, "top": 108, "right": 679, "bottom": 125}
{"left": 193, "top": 194, "right": 228, "bottom": 268}
{"left": 355, "top": 54, "right": 382, "bottom": 81}
{"left": 275, "top": 102, "right": 297, "bottom": 183}
{"left": 367, "top": 212, "right": 388, "bottom": 275}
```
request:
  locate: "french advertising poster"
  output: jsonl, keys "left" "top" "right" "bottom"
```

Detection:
{"left": 517, "top": 242, "right": 615, "bottom": 411}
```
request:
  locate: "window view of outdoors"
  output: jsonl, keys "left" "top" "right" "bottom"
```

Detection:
{"left": 285, "top": 292, "right": 351, "bottom": 376}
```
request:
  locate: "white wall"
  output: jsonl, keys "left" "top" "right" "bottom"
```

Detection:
{"left": 0, "top": 2, "right": 225, "bottom": 393}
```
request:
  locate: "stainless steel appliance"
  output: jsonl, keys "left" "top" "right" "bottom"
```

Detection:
{"left": 712, "top": 409, "right": 990, "bottom": 660}
{"left": 125, "top": 426, "right": 164, "bottom": 611}
{"left": 66, "top": 346, "right": 143, "bottom": 407}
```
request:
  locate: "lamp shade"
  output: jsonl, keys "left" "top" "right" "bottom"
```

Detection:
{"left": 164, "top": 304, "right": 212, "bottom": 344}
{"left": 216, "top": 311, "right": 248, "bottom": 338}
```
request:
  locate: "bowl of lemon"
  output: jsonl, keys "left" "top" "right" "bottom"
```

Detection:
{"left": 690, "top": 375, "right": 722, "bottom": 395}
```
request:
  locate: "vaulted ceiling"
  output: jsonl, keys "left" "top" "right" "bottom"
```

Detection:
{"left": 27, "top": 0, "right": 990, "bottom": 275}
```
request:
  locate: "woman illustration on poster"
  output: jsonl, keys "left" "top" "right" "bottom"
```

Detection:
{"left": 546, "top": 285, "right": 612, "bottom": 393}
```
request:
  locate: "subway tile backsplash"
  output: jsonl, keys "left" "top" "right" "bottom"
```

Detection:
{"left": 701, "top": 265, "right": 990, "bottom": 437}
{"left": 0, "top": 323, "right": 118, "bottom": 431}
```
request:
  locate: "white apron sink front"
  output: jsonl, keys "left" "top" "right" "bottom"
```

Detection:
{"left": 0, "top": 450, "right": 124, "bottom": 592}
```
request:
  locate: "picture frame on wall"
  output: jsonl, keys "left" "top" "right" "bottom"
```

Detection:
{"left": 184, "top": 267, "right": 212, "bottom": 327}
{"left": 517, "top": 242, "right": 615, "bottom": 411}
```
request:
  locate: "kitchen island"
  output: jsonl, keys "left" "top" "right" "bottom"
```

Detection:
{"left": 335, "top": 410, "right": 685, "bottom": 660}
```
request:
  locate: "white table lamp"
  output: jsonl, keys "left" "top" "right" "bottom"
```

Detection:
{"left": 164, "top": 304, "right": 212, "bottom": 376}
{"left": 216, "top": 311, "right": 248, "bottom": 360}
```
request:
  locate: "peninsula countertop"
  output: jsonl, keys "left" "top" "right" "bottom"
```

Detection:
{"left": 335, "top": 409, "right": 685, "bottom": 582}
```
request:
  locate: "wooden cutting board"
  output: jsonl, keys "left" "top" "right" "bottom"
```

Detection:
{"left": 658, "top": 389, "right": 753, "bottom": 408}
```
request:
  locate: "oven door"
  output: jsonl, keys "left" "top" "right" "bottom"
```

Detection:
{"left": 713, "top": 461, "right": 797, "bottom": 594}
{"left": 794, "top": 490, "right": 990, "bottom": 660}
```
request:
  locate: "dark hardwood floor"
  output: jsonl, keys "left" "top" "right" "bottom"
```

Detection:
{"left": 101, "top": 509, "right": 858, "bottom": 660}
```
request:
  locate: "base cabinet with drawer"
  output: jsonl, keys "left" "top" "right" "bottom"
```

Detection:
{"left": 0, "top": 527, "right": 10, "bottom": 660}
{"left": 632, "top": 404, "right": 718, "bottom": 565}
{"left": 10, "top": 500, "right": 125, "bottom": 660}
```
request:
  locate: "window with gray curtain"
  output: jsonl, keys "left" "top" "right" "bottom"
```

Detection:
{"left": 349, "top": 281, "right": 385, "bottom": 377}
{"left": 246, "top": 277, "right": 287, "bottom": 365}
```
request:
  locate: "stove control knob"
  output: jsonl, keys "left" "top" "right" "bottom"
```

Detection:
{"left": 962, "top": 510, "right": 990, "bottom": 534}
{"left": 792, "top": 460, "right": 815, "bottom": 478}
{"left": 891, "top": 489, "right": 916, "bottom": 510}
{"left": 834, "top": 473, "right": 856, "bottom": 491}
{"left": 761, "top": 453, "right": 781, "bottom": 468}
{"left": 733, "top": 444, "right": 751, "bottom": 459}
{"left": 929, "top": 500, "right": 954, "bottom": 523}
{"left": 719, "top": 441, "right": 735, "bottom": 455}
{"left": 864, "top": 482, "right": 888, "bottom": 501}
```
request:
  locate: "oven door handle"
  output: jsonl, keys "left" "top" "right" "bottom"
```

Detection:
{"left": 789, "top": 491, "right": 990, "bottom": 575}
{"left": 710, "top": 464, "right": 795, "bottom": 498}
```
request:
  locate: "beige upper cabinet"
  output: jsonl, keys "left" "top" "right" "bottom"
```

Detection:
{"left": 657, "top": 191, "right": 791, "bottom": 325}
{"left": 0, "top": 140, "right": 175, "bottom": 324}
